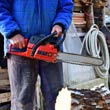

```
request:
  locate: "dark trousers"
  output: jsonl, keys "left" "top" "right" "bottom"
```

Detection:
{"left": 8, "top": 55, "right": 64, "bottom": 110}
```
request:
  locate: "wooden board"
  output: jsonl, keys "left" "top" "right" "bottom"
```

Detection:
{"left": 0, "top": 73, "right": 8, "bottom": 80}
{"left": 69, "top": 78, "right": 105, "bottom": 89}
{"left": 0, "top": 69, "right": 8, "bottom": 80}
{"left": 0, "top": 69, "right": 8, "bottom": 74}
{"left": 0, "top": 92, "right": 11, "bottom": 103}
{"left": 0, "top": 80, "right": 10, "bottom": 86}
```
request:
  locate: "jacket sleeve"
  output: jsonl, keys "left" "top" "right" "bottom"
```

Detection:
{"left": 53, "top": 0, "right": 73, "bottom": 30}
{"left": 0, "top": 0, "right": 20, "bottom": 39}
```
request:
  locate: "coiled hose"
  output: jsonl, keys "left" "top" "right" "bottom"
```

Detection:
{"left": 80, "top": 24, "right": 109, "bottom": 84}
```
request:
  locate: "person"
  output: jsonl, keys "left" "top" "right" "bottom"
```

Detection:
{"left": 0, "top": 0, "right": 73, "bottom": 110}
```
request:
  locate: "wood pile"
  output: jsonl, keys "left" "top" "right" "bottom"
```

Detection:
{"left": 73, "top": 12, "right": 86, "bottom": 27}
{"left": 56, "top": 85, "right": 110, "bottom": 110}
{"left": 93, "top": 0, "right": 107, "bottom": 29}
{"left": 73, "top": 0, "right": 86, "bottom": 27}
{"left": 73, "top": 1, "right": 86, "bottom": 26}
{"left": 73, "top": 0, "right": 108, "bottom": 31}
{"left": 70, "top": 86, "right": 110, "bottom": 110}
{"left": 0, "top": 69, "right": 11, "bottom": 110}
{"left": 73, "top": 0, "right": 90, "bottom": 36}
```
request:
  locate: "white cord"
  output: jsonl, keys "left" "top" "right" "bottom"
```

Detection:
{"left": 80, "top": 24, "right": 109, "bottom": 79}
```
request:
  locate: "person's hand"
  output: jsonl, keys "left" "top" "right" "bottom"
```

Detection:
{"left": 10, "top": 34, "right": 26, "bottom": 49}
{"left": 51, "top": 25, "right": 63, "bottom": 37}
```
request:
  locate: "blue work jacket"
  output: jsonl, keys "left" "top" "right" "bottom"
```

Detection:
{"left": 0, "top": 0, "right": 73, "bottom": 39}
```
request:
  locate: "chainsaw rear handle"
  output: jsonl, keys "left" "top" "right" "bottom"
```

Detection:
{"left": 31, "top": 30, "right": 66, "bottom": 56}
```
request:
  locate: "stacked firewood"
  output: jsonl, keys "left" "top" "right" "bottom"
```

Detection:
{"left": 73, "top": 0, "right": 87, "bottom": 29}
{"left": 73, "top": 0, "right": 90, "bottom": 35}
{"left": 73, "top": 12, "right": 86, "bottom": 27}
{"left": 0, "top": 69, "right": 11, "bottom": 110}
{"left": 70, "top": 87, "right": 110, "bottom": 110}
{"left": 55, "top": 85, "right": 110, "bottom": 110}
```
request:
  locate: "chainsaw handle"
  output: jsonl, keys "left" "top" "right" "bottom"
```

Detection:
{"left": 31, "top": 30, "right": 66, "bottom": 56}
{"left": 31, "top": 32, "right": 57, "bottom": 56}
{"left": 9, "top": 39, "right": 28, "bottom": 52}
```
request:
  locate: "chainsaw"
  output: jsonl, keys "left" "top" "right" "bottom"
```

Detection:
{"left": 8, "top": 32, "right": 103, "bottom": 66}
